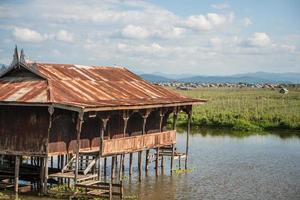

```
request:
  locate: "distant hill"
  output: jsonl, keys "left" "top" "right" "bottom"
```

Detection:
{"left": 140, "top": 74, "right": 172, "bottom": 82}
{"left": 139, "top": 72, "right": 300, "bottom": 84}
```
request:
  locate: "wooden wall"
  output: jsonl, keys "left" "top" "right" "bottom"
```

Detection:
{"left": 0, "top": 105, "right": 49, "bottom": 156}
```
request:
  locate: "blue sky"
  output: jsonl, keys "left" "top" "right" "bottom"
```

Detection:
{"left": 0, "top": 0, "right": 299, "bottom": 75}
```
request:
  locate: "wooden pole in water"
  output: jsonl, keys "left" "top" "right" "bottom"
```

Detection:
{"left": 43, "top": 106, "right": 53, "bottom": 194}
{"left": 138, "top": 152, "right": 142, "bottom": 181}
{"left": 155, "top": 148, "right": 159, "bottom": 176}
{"left": 139, "top": 111, "right": 149, "bottom": 181}
{"left": 104, "top": 157, "right": 107, "bottom": 177}
{"left": 171, "top": 110, "right": 177, "bottom": 174}
{"left": 129, "top": 153, "right": 133, "bottom": 176}
{"left": 14, "top": 155, "right": 20, "bottom": 193}
{"left": 121, "top": 111, "right": 128, "bottom": 180}
{"left": 111, "top": 156, "right": 115, "bottom": 180}
{"left": 40, "top": 157, "right": 44, "bottom": 191}
{"left": 74, "top": 112, "right": 84, "bottom": 186}
{"left": 185, "top": 109, "right": 192, "bottom": 170}
{"left": 159, "top": 108, "right": 164, "bottom": 174}
{"left": 115, "top": 155, "right": 118, "bottom": 177}
{"left": 99, "top": 118, "right": 108, "bottom": 181}
{"left": 145, "top": 150, "right": 149, "bottom": 174}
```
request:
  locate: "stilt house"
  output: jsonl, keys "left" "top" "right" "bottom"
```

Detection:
{"left": 0, "top": 48, "right": 205, "bottom": 196}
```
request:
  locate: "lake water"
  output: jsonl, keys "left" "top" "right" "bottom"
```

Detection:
{"left": 2, "top": 129, "right": 300, "bottom": 200}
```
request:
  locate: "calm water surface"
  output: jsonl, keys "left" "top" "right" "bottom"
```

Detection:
{"left": 3, "top": 130, "right": 300, "bottom": 200}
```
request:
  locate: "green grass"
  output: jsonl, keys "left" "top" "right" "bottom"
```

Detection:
{"left": 170, "top": 87, "right": 300, "bottom": 132}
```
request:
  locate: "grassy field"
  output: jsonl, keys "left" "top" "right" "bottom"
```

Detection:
{"left": 171, "top": 87, "right": 300, "bottom": 132}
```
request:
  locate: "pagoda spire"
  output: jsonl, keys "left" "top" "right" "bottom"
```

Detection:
{"left": 10, "top": 45, "right": 19, "bottom": 67}
{"left": 20, "top": 48, "right": 26, "bottom": 63}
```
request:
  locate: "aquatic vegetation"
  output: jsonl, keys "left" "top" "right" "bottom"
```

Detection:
{"left": 124, "top": 194, "right": 139, "bottom": 200}
{"left": 0, "top": 192, "right": 9, "bottom": 199}
{"left": 168, "top": 87, "right": 300, "bottom": 133}
{"left": 174, "top": 168, "right": 193, "bottom": 175}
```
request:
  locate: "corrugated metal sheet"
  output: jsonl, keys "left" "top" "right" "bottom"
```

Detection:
{"left": 0, "top": 62, "right": 205, "bottom": 110}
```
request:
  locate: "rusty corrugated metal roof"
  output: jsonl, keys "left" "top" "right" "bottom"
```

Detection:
{"left": 0, "top": 62, "right": 205, "bottom": 111}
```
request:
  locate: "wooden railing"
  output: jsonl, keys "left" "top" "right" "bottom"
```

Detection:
{"left": 102, "top": 130, "right": 176, "bottom": 156}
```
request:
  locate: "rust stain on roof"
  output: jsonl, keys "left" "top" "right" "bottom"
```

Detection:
{"left": 0, "top": 63, "right": 206, "bottom": 110}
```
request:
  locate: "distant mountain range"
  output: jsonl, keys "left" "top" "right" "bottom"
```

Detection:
{"left": 1, "top": 63, "right": 298, "bottom": 84}
{"left": 140, "top": 72, "right": 300, "bottom": 84}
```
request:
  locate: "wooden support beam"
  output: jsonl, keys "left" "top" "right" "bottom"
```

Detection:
{"left": 138, "top": 151, "right": 142, "bottom": 182}
{"left": 43, "top": 106, "right": 53, "bottom": 194}
{"left": 171, "top": 110, "right": 177, "bottom": 174}
{"left": 14, "top": 155, "right": 20, "bottom": 193}
{"left": 185, "top": 109, "right": 192, "bottom": 170}
{"left": 115, "top": 155, "right": 118, "bottom": 177}
{"left": 75, "top": 112, "right": 84, "bottom": 185}
{"left": 118, "top": 154, "right": 123, "bottom": 181}
{"left": 40, "top": 157, "right": 44, "bottom": 191}
{"left": 111, "top": 156, "right": 115, "bottom": 180}
{"left": 129, "top": 153, "right": 133, "bottom": 176}
{"left": 99, "top": 117, "right": 108, "bottom": 181}
{"left": 155, "top": 148, "right": 159, "bottom": 176}
{"left": 121, "top": 111, "right": 128, "bottom": 180}
{"left": 145, "top": 150, "right": 149, "bottom": 174}
{"left": 159, "top": 108, "right": 165, "bottom": 173}
{"left": 43, "top": 156, "right": 48, "bottom": 194}
{"left": 104, "top": 157, "right": 107, "bottom": 178}
{"left": 138, "top": 110, "right": 149, "bottom": 181}
{"left": 121, "top": 154, "right": 125, "bottom": 179}
{"left": 50, "top": 156, "right": 53, "bottom": 168}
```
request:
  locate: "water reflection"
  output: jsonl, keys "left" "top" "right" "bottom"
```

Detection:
{"left": 177, "top": 126, "right": 300, "bottom": 139}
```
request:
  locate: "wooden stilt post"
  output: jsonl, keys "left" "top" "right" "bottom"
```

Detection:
{"left": 40, "top": 157, "right": 44, "bottom": 191}
{"left": 129, "top": 153, "right": 133, "bottom": 176}
{"left": 14, "top": 155, "right": 20, "bottom": 193}
{"left": 185, "top": 108, "right": 192, "bottom": 170}
{"left": 74, "top": 112, "right": 84, "bottom": 186}
{"left": 43, "top": 106, "right": 53, "bottom": 194}
{"left": 121, "top": 111, "right": 128, "bottom": 180}
{"left": 121, "top": 154, "right": 125, "bottom": 179}
{"left": 145, "top": 150, "right": 149, "bottom": 174}
{"left": 104, "top": 157, "right": 107, "bottom": 178}
{"left": 99, "top": 117, "right": 108, "bottom": 181}
{"left": 159, "top": 108, "right": 165, "bottom": 174}
{"left": 138, "top": 152, "right": 142, "bottom": 182}
{"left": 171, "top": 109, "right": 177, "bottom": 174}
{"left": 57, "top": 155, "right": 60, "bottom": 169}
{"left": 155, "top": 148, "right": 159, "bottom": 176}
{"left": 118, "top": 154, "right": 123, "bottom": 181}
{"left": 50, "top": 156, "right": 53, "bottom": 168}
{"left": 139, "top": 110, "right": 149, "bottom": 181}
{"left": 43, "top": 156, "right": 48, "bottom": 194}
{"left": 111, "top": 156, "right": 115, "bottom": 180}
{"left": 115, "top": 155, "right": 118, "bottom": 176}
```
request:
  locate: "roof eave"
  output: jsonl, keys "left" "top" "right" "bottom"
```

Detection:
{"left": 82, "top": 99, "right": 207, "bottom": 112}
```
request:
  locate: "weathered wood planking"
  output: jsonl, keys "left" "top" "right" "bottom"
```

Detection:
{"left": 102, "top": 130, "right": 176, "bottom": 156}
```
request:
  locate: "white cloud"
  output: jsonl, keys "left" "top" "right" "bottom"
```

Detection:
{"left": 184, "top": 13, "right": 232, "bottom": 31}
{"left": 210, "top": 37, "right": 223, "bottom": 47}
{"left": 12, "top": 27, "right": 46, "bottom": 42}
{"left": 247, "top": 32, "right": 272, "bottom": 47}
{"left": 1, "top": 1, "right": 299, "bottom": 74}
{"left": 121, "top": 25, "right": 150, "bottom": 39}
{"left": 243, "top": 17, "right": 252, "bottom": 27}
{"left": 211, "top": 3, "right": 230, "bottom": 10}
{"left": 55, "top": 30, "right": 74, "bottom": 43}
{"left": 117, "top": 42, "right": 164, "bottom": 54}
